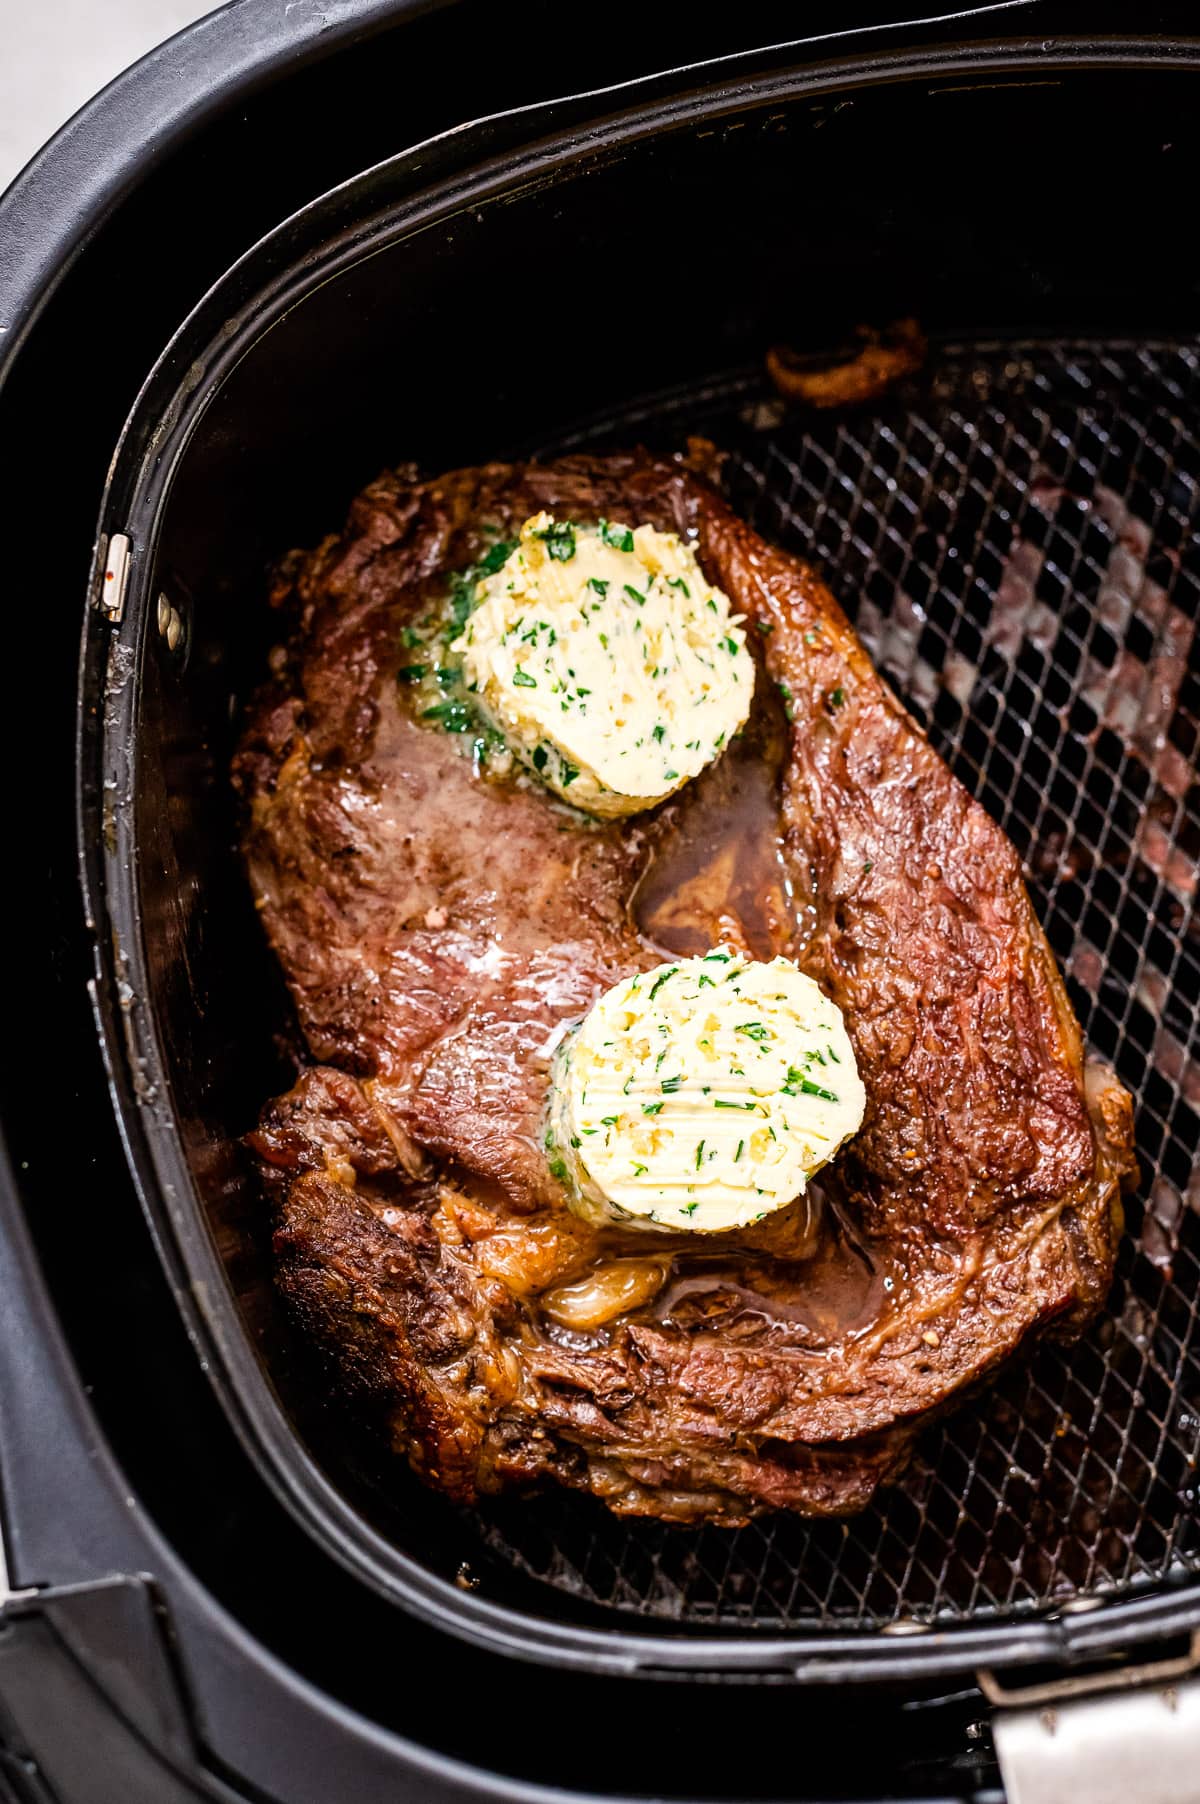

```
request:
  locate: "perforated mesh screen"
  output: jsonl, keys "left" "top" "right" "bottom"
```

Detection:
{"left": 475, "top": 341, "right": 1200, "bottom": 1628}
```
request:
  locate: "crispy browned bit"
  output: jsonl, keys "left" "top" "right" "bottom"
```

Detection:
{"left": 766, "top": 318, "right": 927, "bottom": 409}
{"left": 683, "top": 434, "right": 727, "bottom": 485}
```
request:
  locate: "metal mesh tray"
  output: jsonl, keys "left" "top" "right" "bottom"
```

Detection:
{"left": 470, "top": 338, "right": 1200, "bottom": 1632}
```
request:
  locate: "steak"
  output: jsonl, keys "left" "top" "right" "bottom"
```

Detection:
{"left": 236, "top": 449, "right": 1136, "bottom": 1525}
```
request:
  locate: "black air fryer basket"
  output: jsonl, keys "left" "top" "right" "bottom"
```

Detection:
{"left": 7, "top": 3, "right": 1200, "bottom": 1800}
{"left": 80, "top": 22, "right": 1200, "bottom": 1682}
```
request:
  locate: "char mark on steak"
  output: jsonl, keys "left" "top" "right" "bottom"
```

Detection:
{"left": 236, "top": 449, "right": 1135, "bottom": 1525}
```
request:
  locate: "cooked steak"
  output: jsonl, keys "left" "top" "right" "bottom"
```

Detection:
{"left": 236, "top": 449, "right": 1136, "bottom": 1525}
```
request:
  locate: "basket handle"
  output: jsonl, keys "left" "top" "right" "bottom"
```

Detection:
{"left": 985, "top": 1642, "right": 1200, "bottom": 1803}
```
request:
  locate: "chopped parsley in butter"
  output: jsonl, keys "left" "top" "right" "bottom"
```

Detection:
{"left": 452, "top": 513, "right": 753, "bottom": 817}
{"left": 547, "top": 950, "right": 866, "bottom": 1232}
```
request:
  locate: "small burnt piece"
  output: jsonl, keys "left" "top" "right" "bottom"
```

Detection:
{"left": 234, "top": 450, "right": 1135, "bottom": 1526}
{"left": 767, "top": 318, "right": 927, "bottom": 410}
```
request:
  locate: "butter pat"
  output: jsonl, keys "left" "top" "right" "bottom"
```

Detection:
{"left": 547, "top": 951, "right": 866, "bottom": 1233}
{"left": 453, "top": 513, "right": 753, "bottom": 816}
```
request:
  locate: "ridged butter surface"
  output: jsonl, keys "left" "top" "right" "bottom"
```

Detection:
{"left": 548, "top": 951, "right": 866, "bottom": 1232}
{"left": 454, "top": 513, "right": 753, "bottom": 816}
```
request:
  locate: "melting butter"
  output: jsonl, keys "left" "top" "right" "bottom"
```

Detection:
{"left": 454, "top": 513, "right": 753, "bottom": 817}
{"left": 547, "top": 949, "right": 866, "bottom": 1233}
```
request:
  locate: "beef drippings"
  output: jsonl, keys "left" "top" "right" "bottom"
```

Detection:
{"left": 650, "top": 1191, "right": 888, "bottom": 1346}
{"left": 525, "top": 1188, "right": 890, "bottom": 1350}
{"left": 633, "top": 690, "right": 810, "bottom": 961}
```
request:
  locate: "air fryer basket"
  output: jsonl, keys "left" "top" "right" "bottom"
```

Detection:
{"left": 80, "top": 35, "right": 1200, "bottom": 1680}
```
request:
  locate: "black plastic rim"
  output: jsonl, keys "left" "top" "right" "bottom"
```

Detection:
{"left": 79, "top": 29, "right": 1200, "bottom": 1682}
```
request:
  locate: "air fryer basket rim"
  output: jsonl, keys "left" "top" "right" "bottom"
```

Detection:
{"left": 79, "top": 32, "right": 1200, "bottom": 1682}
{"left": 78, "top": 22, "right": 1200, "bottom": 541}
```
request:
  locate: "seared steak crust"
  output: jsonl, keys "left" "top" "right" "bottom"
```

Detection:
{"left": 236, "top": 451, "right": 1135, "bottom": 1524}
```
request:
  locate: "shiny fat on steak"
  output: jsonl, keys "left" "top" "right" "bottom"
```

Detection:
{"left": 235, "top": 449, "right": 1136, "bottom": 1525}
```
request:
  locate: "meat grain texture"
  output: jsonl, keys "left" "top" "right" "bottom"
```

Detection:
{"left": 235, "top": 450, "right": 1136, "bottom": 1525}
